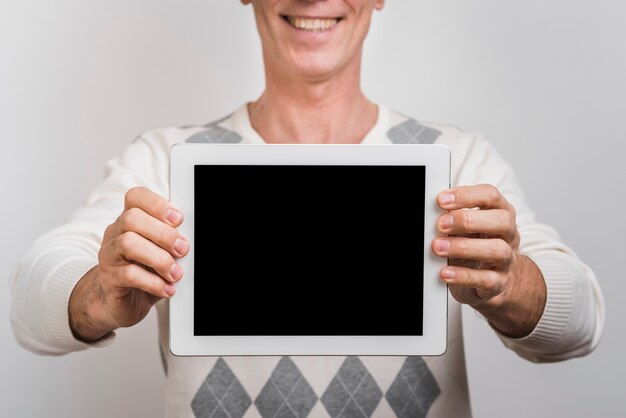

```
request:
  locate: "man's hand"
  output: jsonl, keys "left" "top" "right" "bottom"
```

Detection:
{"left": 432, "top": 184, "right": 546, "bottom": 338}
{"left": 69, "top": 187, "right": 189, "bottom": 341}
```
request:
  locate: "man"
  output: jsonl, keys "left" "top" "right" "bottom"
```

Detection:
{"left": 10, "top": 1, "right": 603, "bottom": 417}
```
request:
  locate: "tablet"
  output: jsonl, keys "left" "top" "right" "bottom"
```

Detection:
{"left": 169, "top": 144, "right": 449, "bottom": 356}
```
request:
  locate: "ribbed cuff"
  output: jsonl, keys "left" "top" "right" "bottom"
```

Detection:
{"left": 44, "top": 258, "right": 116, "bottom": 351}
{"left": 497, "top": 255, "right": 574, "bottom": 350}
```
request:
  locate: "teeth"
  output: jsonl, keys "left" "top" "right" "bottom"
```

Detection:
{"left": 287, "top": 16, "right": 339, "bottom": 32}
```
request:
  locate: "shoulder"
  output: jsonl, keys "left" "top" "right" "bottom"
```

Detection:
{"left": 139, "top": 111, "right": 240, "bottom": 147}
{"left": 385, "top": 107, "right": 501, "bottom": 183}
{"left": 107, "top": 112, "right": 239, "bottom": 191}
{"left": 385, "top": 107, "right": 485, "bottom": 150}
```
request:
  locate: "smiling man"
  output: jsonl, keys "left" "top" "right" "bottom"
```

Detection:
{"left": 10, "top": 1, "right": 604, "bottom": 417}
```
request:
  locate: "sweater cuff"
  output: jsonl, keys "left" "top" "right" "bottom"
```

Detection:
{"left": 496, "top": 256, "right": 574, "bottom": 351}
{"left": 44, "top": 258, "right": 116, "bottom": 351}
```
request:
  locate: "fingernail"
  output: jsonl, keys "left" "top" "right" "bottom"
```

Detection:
{"left": 434, "top": 238, "right": 450, "bottom": 253}
{"left": 440, "top": 214, "right": 454, "bottom": 229}
{"left": 441, "top": 267, "right": 456, "bottom": 280}
{"left": 174, "top": 238, "right": 189, "bottom": 256}
{"left": 166, "top": 208, "right": 183, "bottom": 225}
{"left": 165, "top": 284, "right": 176, "bottom": 297}
{"left": 170, "top": 263, "right": 183, "bottom": 280}
{"left": 440, "top": 193, "right": 455, "bottom": 205}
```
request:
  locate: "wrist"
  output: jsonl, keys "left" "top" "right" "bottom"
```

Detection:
{"left": 68, "top": 266, "right": 117, "bottom": 342}
{"left": 476, "top": 254, "right": 546, "bottom": 338}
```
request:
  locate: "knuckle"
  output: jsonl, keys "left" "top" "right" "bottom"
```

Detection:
{"left": 512, "top": 231, "right": 521, "bottom": 250}
{"left": 495, "top": 239, "right": 513, "bottom": 262}
{"left": 486, "top": 241, "right": 500, "bottom": 260}
{"left": 125, "top": 186, "right": 142, "bottom": 206}
{"left": 483, "top": 271, "right": 502, "bottom": 294}
{"left": 103, "top": 224, "right": 115, "bottom": 241}
{"left": 455, "top": 188, "right": 467, "bottom": 203}
{"left": 500, "top": 210, "right": 515, "bottom": 231}
{"left": 135, "top": 272, "right": 159, "bottom": 294}
{"left": 98, "top": 239, "right": 119, "bottom": 263}
{"left": 457, "top": 238, "right": 470, "bottom": 256}
{"left": 486, "top": 184, "right": 500, "bottom": 200}
{"left": 128, "top": 206, "right": 144, "bottom": 221}
{"left": 117, "top": 264, "right": 136, "bottom": 282}
{"left": 119, "top": 208, "right": 141, "bottom": 230}
{"left": 117, "top": 231, "right": 138, "bottom": 251}
{"left": 461, "top": 211, "right": 475, "bottom": 231}
{"left": 460, "top": 268, "right": 473, "bottom": 285}
{"left": 505, "top": 248, "right": 514, "bottom": 265}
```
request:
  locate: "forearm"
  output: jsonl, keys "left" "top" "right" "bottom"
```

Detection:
{"left": 476, "top": 254, "right": 546, "bottom": 338}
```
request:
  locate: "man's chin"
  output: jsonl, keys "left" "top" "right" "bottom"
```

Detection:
{"left": 283, "top": 55, "right": 346, "bottom": 83}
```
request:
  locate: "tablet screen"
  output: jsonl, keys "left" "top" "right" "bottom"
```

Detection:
{"left": 193, "top": 165, "right": 425, "bottom": 336}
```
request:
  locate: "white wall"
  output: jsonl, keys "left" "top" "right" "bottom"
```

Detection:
{"left": 1, "top": 1, "right": 624, "bottom": 417}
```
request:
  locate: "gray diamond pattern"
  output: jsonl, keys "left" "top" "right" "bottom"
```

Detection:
{"left": 321, "top": 357, "right": 383, "bottom": 418}
{"left": 385, "top": 357, "right": 440, "bottom": 418}
{"left": 186, "top": 123, "right": 242, "bottom": 143}
{"left": 386, "top": 119, "right": 441, "bottom": 144}
{"left": 255, "top": 356, "right": 318, "bottom": 418}
{"left": 191, "top": 358, "right": 252, "bottom": 418}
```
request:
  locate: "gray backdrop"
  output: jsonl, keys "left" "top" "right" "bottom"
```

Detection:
{"left": 1, "top": 1, "right": 624, "bottom": 417}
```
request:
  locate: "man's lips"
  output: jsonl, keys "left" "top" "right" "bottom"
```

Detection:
{"left": 281, "top": 15, "right": 343, "bottom": 32}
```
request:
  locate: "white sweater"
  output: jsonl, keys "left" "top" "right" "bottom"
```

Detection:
{"left": 10, "top": 104, "right": 604, "bottom": 418}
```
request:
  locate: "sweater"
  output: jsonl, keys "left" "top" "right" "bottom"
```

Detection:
{"left": 10, "top": 104, "right": 604, "bottom": 418}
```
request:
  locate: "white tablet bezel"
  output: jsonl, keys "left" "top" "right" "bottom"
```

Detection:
{"left": 169, "top": 144, "right": 450, "bottom": 356}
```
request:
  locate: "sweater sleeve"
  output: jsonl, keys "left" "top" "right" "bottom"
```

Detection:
{"left": 453, "top": 134, "right": 605, "bottom": 363}
{"left": 9, "top": 134, "right": 170, "bottom": 356}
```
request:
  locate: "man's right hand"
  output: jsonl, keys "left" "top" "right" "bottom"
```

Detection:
{"left": 68, "top": 187, "right": 189, "bottom": 342}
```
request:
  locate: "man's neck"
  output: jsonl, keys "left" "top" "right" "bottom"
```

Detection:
{"left": 248, "top": 54, "right": 378, "bottom": 144}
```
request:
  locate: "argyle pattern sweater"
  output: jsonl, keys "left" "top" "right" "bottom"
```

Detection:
{"left": 10, "top": 104, "right": 604, "bottom": 418}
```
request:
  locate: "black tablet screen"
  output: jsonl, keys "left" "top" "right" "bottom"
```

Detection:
{"left": 193, "top": 165, "right": 425, "bottom": 336}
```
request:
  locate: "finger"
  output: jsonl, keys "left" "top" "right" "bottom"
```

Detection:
{"left": 438, "top": 209, "right": 517, "bottom": 243}
{"left": 108, "top": 263, "right": 176, "bottom": 299}
{"left": 432, "top": 236, "right": 513, "bottom": 266}
{"left": 109, "top": 207, "right": 189, "bottom": 257}
{"left": 438, "top": 184, "right": 513, "bottom": 212}
{"left": 109, "top": 231, "right": 183, "bottom": 283}
{"left": 440, "top": 266, "right": 504, "bottom": 301}
{"left": 124, "top": 186, "right": 184, "bottom": 227}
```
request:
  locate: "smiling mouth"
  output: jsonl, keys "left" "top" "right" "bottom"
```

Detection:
{"left": 282, "top": 15, "right": 342, "bottom": 32}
